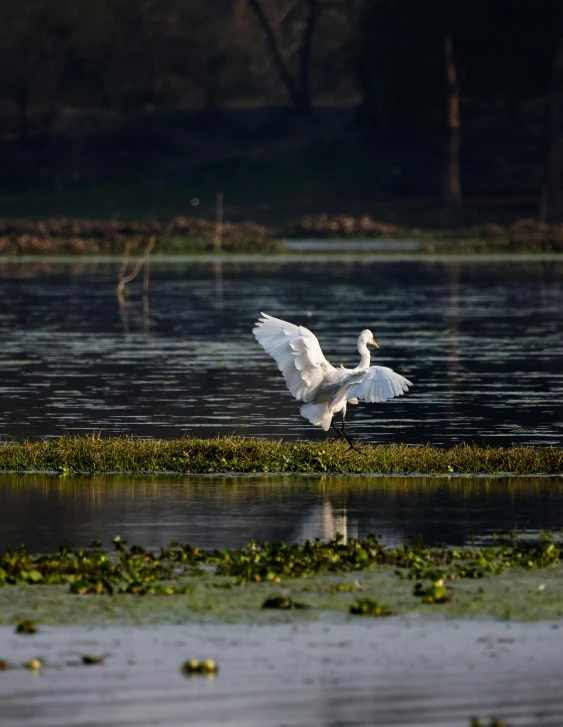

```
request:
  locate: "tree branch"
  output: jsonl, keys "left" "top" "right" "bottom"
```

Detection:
{"left": 246, "top": 0, "right": 300, "bottom": 107}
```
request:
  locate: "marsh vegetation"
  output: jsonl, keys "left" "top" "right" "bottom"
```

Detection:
{"left": 2, "top": 532, "right": 563, "bottom": 626}
{"left": 0, "top": 436, "right": 561, "bottom": 475}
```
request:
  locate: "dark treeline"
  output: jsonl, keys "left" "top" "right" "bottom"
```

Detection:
{"left": 1, "top": 0, "right": 563, "bottom": 218}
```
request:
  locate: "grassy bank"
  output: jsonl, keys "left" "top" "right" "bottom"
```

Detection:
{"left": 0, "top": 436, "right": 561, "bottom": 475}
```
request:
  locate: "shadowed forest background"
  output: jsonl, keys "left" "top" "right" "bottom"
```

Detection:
{"left": 1, "top": 0, "right": 563, "bottom": 225}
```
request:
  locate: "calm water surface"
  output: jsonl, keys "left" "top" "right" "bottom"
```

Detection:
{"left": 2, "top": 621, "right": 562, "bottom": 727}
{"left": 1, "top": 473, "right": 562, "bottom": 553}
{"left": 0, "top": 257, "right": 562, "bottom": 445}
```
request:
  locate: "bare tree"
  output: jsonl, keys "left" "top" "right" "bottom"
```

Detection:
{"left": 117, "top": 237, "right": 156, "bottom": 307}
{"left": 246, "top": 0, "right": 320, "bottom": 115}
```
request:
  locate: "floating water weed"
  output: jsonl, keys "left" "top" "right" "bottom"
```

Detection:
{"left": 262, "top": 596, "right": 292, "bottom": 610}
{"left": 15, "top": 619, "right": 37, "bottom": 634}
{"left": 2, "top": 534, "right": 563, "bottom": 600}
{"left": 323, "top": 583, "right": 361, "bottom": 593}
{"left": 81, "top": 655, "right": 105, "bottom": 665}
{"left": 414, "top": 579, "right": 452, "bottom": 604}
{"left": 24, "top": 658, "right": 43, "bottom": 670}
{"left": 181, "top": 659, "right": 218, "bottom": 676}
{"left": 262, "top": 596, "right": 311, "bottom": 610}
{"left": 349, "top": 598, "right": 395, "bottom": 616}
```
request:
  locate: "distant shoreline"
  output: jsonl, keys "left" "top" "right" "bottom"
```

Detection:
{"left": 1, "top": 215, "right": 563, "bottom": 256}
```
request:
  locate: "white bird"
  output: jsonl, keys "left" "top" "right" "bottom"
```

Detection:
{"left": 253, "top": 312, "right": 413, "bottom": 445}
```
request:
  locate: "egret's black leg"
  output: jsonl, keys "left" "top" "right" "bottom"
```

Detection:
{"left": 331, "top": 418, "right": 345, "bottom": 439}
{"left": 339, "top": 411, "right": 361, "bottom": 453}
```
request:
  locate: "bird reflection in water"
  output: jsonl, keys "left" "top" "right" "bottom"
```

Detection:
{"left": 292, "top": 501, "right": 358, "bottom": 544}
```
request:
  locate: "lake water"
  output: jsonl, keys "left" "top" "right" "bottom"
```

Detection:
{"left": 1, "top": 473, "right": 561, "bottom": 554}
{"left": 2, "top": 620, "right": 562, "bottom": 727}
{"left": 1, "top": 473, "right": 563, "bottom": 727}
{"left": 0, "top": 256, "right": 562, "bottom": 445}
{"left": 2, "top": 254, "right": 562, "bottom": 727}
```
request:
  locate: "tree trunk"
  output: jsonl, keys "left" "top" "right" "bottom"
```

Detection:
{"left": 204, "top": 53, "right": 225, "bottom": 112}
{"left": 443, "top": 33, "right": 462, "bottom": 208}
{"left": 246, "top": 0, "right": 317, "bottom": 117}
{"left": 199, "top": 53, "right": 227, "bottom": 127}
{"left": 42, "top": 22, "right": 71, "bottom": 131}
{"left": 247, "top": 0, "right": 300, "bottom": 107}
{"left": 18, "top": 42, "right": 33, "bottom": 140}
{"left": 140, "top": 0, "right": 162, "bottom": 104}
{"left": 18, "top": 85, "right": 30, "bottom": 140}
{"left": 44, "top": 40, "right": 58, "bottom": 130}
{"left": 354, "top": 57, "right": 385, "bottom": 130}
{"left": 295, "top": 0, "right": 318, "bottom": 116}
{"left": 545, "top": 11, "right": 563, "bottom": 220}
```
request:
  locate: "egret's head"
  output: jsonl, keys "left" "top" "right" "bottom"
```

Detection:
{"left": 358, "top": 329, "right": 379, "bottom": 350}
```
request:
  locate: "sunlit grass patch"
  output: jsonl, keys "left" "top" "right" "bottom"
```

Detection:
{"left": 0, "top": 436, "right": 561, "bottom": 475}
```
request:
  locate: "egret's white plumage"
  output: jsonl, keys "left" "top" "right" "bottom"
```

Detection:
{"left": 253, "top": 313, "right": 413, "bottom": 432}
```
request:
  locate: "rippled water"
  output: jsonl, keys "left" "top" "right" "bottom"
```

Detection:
{"left": 0, "top": 257, "right": 562, "bottom": 444}
{"left": 1, "top": 473, "right": 561, "bottom": 553}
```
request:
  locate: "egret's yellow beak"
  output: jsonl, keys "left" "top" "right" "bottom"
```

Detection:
{"left": 370, "top": 338, "right": 379, "bottom": 348}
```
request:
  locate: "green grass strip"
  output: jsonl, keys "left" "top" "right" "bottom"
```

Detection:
{"left": 0, "top": 436, "right": 561, "bottom": 475}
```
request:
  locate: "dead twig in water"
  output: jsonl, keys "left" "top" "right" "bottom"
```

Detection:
{"left": 117, "top": 237, "right": 156, "bottom": 306}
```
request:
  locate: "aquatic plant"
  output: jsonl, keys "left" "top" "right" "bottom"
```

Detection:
{"left": 0, "top": 436, "right": 561, "bottom": 475}
{"left": 181, "top": 659, "right": 218, "bottom": 675}
{"left": 413, "top": 579, "right": 452, "bottom": 604}
{"left": 262, "top": 596, "right": 292, "bottom": 609}
{"left": 15, "top": 619, "right": 37, "bottom": 634}
{"left": 349, "top": 598, "right": 395, "bottom": 616}
{"left": 262, "top": 595, "right": 311, "bottom": 609}
{"left": 24, "top": 658, "right": 43, "bottom": 670}
{"left": 1, "top": 533, "right": 562, "bottom": 597}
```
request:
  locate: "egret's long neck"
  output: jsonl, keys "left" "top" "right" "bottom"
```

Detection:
{"left": 357, "top": 342, "right": 370, "bottom": 369}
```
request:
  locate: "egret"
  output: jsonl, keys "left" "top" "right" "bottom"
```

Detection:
{"left": 253, "top": 313, "right": 413, "bottom": 447}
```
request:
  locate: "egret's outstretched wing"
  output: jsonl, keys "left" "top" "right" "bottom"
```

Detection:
{"left": 331, "top": 366, "right": 412, "bottom": 409}
{"left": 253, "top": 313, "right": 336, "bottom": 401}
